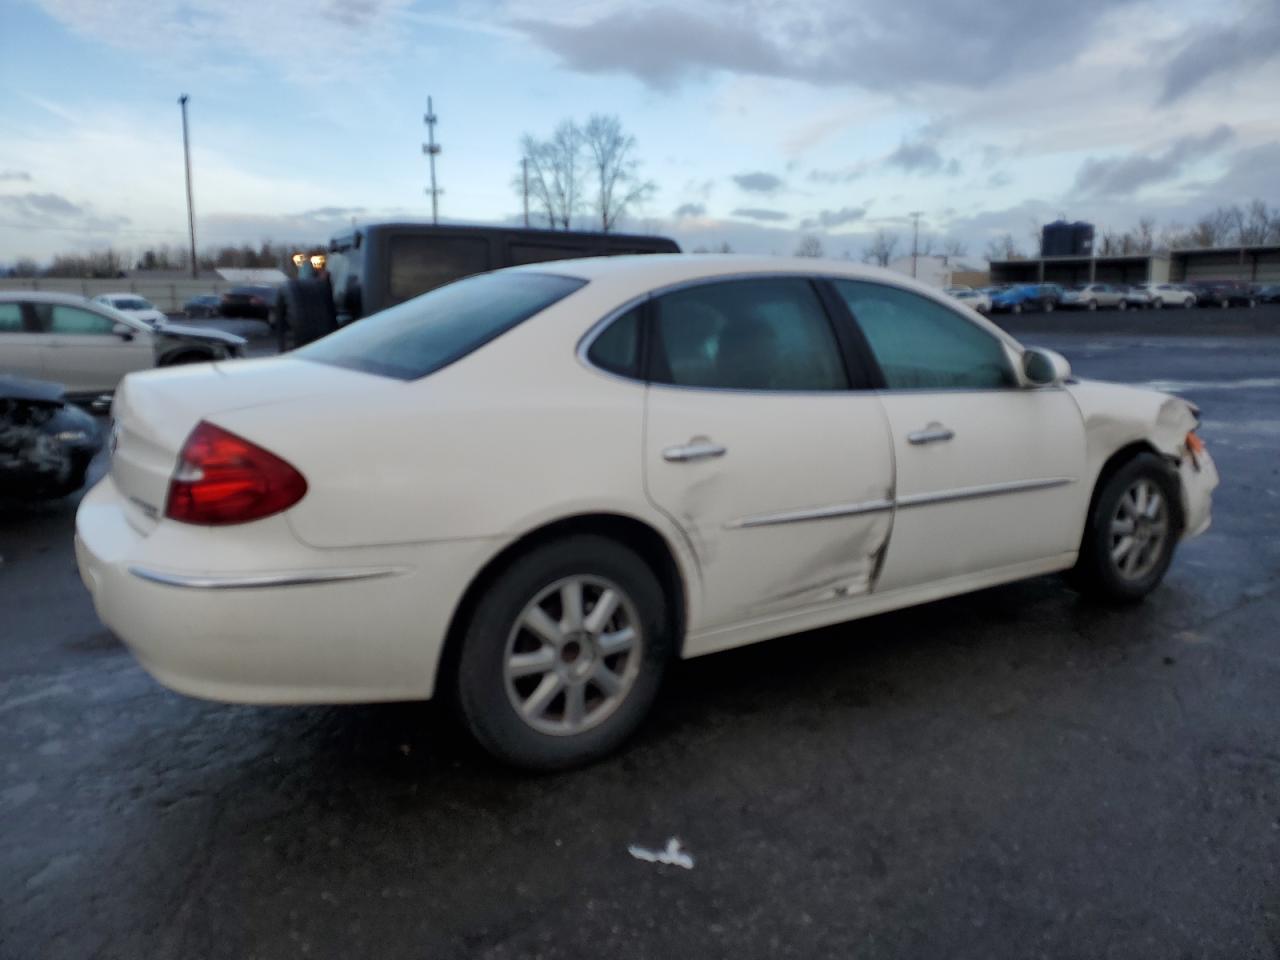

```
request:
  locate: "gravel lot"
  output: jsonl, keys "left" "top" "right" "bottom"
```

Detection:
{"left": 2, "top": 308, "right": 1278, "bottom": 959}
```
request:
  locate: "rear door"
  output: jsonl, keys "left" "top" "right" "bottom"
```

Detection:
{"left": 829, "top": 279, "right": 1086, "bottom": 592}
{"left": 0, "top": 301, "right": 45, "bottom": 379}
{"left": 640, "top": 276, "right": 895, "bottom": 642}
{"left": 35, "top": 302, "right": 153, "bottom": 393}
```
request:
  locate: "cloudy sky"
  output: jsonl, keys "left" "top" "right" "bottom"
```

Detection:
{"left": 2, "top": 0, "right": 1279, "bottom": 262}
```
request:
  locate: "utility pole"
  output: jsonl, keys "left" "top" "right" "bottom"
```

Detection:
{"left": 522, "top": 157, "right": 530, "bottom": 228}
{"left": 178, "top": 94, "right": 197, "bottom": 279}
{"left": 910, "top": 210, "right": 923, "bottom": 279}
{"left": 422, "top": 96, "right": 442, "bottom": 224}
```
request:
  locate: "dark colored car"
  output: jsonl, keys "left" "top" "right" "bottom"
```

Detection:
{"left": 219, "top": 285, "right": 277, "bottom": 321}
{"left": 183, "top": 294, "right": 222, "bottom": 318}
{"left": 0, "top": 375, "right": 102, "bottom": 499}
{"left": 1188, "top": 280, "right": 1258, "bottom": 308}
{"left": 1254, "top": 284, "right": 1280, "bottom": 303}
{"left": 989, "top": 282, "right": 1063, "bottom": 314}
{"left": 277, "top": 222, "right": 682, "bottom": 349}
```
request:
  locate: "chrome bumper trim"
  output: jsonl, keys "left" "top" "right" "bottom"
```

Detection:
{"left": 128, "top": 565, "right": 408, "bottom": 590}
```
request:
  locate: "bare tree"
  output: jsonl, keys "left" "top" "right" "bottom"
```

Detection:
{"left": 863, "top": 229, "right": 899, "bottom": 266}
{"left": 8, "top": 258, "right": 38, "bottom": 278}
{"left": 984, "top": 233, "right": 1020, "bottom": 261}
{"left": 582, "top": 114, "right": 656, "bottom": 232}
{"left": 1131, "top": 217, "right": 1155, "bottom": 253}
{"left": 519, "top": 120, "right": 585, "bottom": 230}
{"left": 1189, "top": 206, "right": 1236, "bottom": 247}
{"left": 941, "top": 237, "right": 967, "bottom": 260}
{"left": 1236, "top": 199, "right": 1277, "bottom": 245}
{"left": 795, "top": 235, "right": 825, "bottom": 258}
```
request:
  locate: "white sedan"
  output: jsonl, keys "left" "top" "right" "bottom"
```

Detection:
{"left": 75, "top": 256, "right": 1218, "bottom": 769}
{"left": 92, "top": 293, "right": 169, "bottom": 327}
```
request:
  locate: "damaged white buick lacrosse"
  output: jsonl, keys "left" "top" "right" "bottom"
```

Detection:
{"left": 76, "top": 256, "right": 1218, "bottom": 769}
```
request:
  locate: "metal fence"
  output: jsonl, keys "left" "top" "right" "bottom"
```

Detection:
{"left": 0, "top": 278, "right": 261, "bottom": 314}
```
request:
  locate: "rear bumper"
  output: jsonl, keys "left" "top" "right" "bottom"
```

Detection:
{"left": 75, "top": 475, "right": 497, "bottom": 704}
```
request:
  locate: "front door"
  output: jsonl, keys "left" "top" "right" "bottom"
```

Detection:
{"left": 641, "top": 277, "right": 895, "bottom": 643}
{"left": 829, "top": 279, "right": 1087, "bottom": 592}
{"left": 35, "top": 303, "right": 153, "bottom": 394}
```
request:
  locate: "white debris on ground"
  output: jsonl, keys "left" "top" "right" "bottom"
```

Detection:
{"left": 627, "top": 838, "right": 694, "bottom": 869}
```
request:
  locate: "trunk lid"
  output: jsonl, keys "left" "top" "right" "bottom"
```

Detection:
{"left": 108, "top": 356, "right": 388, "bottom": 534}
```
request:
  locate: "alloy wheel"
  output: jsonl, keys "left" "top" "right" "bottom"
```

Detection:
{"left": 1109, "top": 478, "right": 1170, "bottom": 581}
{"left": 503, "top": 575, "right": 644, "bottom": 736}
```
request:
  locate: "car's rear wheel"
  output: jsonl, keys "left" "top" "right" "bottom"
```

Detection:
{"left": 1043, "top": 300, "right": 1055, "bottom": 313}
{"left": 1117, "top": 299, "right": 1128, "bottom": 311}
{"left": 1153, "top": 298, "right": 1164, "bottom": 309}
{"left": 1087, "top": 299, "right": 1098, "bottom": 311}
{"left": 454, "top": 535, "right": 671, "bottom": 770}
{"left": 1011, "top": 302, "right": 1023, "bottom": 315}
{"left": 1184, "top": 297, "right": 1194, "bottom": 308}
{"left": 1069, "top": 453, "right": 1180, "bottom": 603}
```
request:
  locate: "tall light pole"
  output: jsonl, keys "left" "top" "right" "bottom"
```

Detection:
{"left": 422, "top": 96, "right": 442, "bottom": 224}
{"left": 910, "top": 210, "right": 923, "bottom": 279}
{"left": 178, "top": 95, "right": 197, "bottom": 279}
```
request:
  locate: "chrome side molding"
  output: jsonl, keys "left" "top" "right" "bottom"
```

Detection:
{"left": 128, "top": 565, "right": 409, "bottom": 590}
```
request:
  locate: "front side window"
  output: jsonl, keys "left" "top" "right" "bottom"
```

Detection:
{"left": 387, "top": 234, "right": 492, "bottom": 306}
{"left": 45, "top": 305, "right": 116, "bottom": 335}
{"left": 299, "top": 271, "right": 585, "bottom": 381}
{"left": 649, "top": 278, "right": 847, "bottom": 392}
{"left": 833, "top": 280, "right": 1015, "bottom": 390}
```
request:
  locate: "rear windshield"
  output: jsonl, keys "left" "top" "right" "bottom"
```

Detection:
{"left": 298, "top": 271, "right": 586, "bottom": 380}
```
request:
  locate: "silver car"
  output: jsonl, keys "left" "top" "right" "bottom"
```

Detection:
{"left": 0, "top": 292, "right": 245, "bottom": 399}
{"left": 1060, "top": 283, "right": 1128, "bottom": 310}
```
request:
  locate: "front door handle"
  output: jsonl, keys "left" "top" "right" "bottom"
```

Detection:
{"left": 907, "top": 424, "right": 955, "bottom": 445}
{"left": 663, "top": 439, "right": 727, "bottom": 463}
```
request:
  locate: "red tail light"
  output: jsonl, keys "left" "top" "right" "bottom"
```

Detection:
{"left": 166, "top": 421, "right": 307, "bottom": 525}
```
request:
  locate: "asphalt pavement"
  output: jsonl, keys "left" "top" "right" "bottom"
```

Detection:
{"left": 2, "top": 308, "right": 1279, "bottom": 959}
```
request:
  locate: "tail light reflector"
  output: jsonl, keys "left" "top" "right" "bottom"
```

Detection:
{"left": 166, "top": 421, "right": 307, "bottom": 525}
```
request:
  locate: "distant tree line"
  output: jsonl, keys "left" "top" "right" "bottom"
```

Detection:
{"left": 1, "top": 241, "right": 309, "bottom": 278}
{"left": 986, "top": 199, "right": 1280, "bottom": 261}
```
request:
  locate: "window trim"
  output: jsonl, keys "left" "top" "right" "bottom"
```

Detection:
{"left": 826, "top": 277, "right": 1026, "bottom": 394}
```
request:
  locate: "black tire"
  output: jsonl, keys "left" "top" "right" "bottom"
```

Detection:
{"left": 1087, "top": 299, "right": 1097, "bottom": 311}
{"left": 279, "top": 278, "right": 336, "bottom": 351}
{"left": 1117, "top": 299, "right": 1128, "bottom": 311}
{"left": 1068, "top": 453, "right": 1182, "bottom": 603}
{"left": 454, "top": 535, "right": 671, "bottom": 770}
{"left": 1153, "top": 298, "right": 1164, "bottom": 309}
{"left": 1043, "top": 300, "right": 1055, "bottom": 313}
{"left": 1011, "top": 302, "right": 1023, "bottom": 315}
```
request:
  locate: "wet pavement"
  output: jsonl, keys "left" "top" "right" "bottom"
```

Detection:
{"left": 2, "top": 313, "right": 1278, "bottom": 959}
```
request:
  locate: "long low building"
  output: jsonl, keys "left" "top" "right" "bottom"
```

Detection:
{"left": 991, "top": 243, "right": 1280, "bottom": 286}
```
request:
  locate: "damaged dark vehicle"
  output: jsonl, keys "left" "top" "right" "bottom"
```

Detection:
{"left": 0, "top": 376, "right": 102, "bottom": 500}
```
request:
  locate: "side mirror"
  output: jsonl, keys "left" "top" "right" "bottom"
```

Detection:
{"left": 112, "top": 322, "right": 135, "bottom": 341}
{"left": 1023, "top": 346, "right": 1071, "bottom": 386}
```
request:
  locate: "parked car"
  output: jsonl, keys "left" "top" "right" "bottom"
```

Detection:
{"left": 1252, "top": 284, "right": 1280, "bottom": 303}
{"left": 989, "top": 283, "right": 1063, "bottom": 313}
{"left": 76, "top": 256, "right": 1217, "bottom": 770}
{"left": 1130, "top": 282, "right": 1196, "bottom": 309}
{"left": 183, "top": 294, "right": 222, "bottom": 319}
{"left": 219, "top": 285, "right": 277, "bottom": 322}
{"left": 1060, "top": 283, "right": 1127, "bottom": 311}
{"left": 1, "top": 374, "right": 101, "bottom": 499}
{"left": 0, "top": 292, "right": 246, "bottom": 399}
{"left": 946, "top": 287, "right": 991, "bottom": 313}
{"left": 92, "top": 293, "right": 169, "bottom": 327}
{"left": 1188, "top": 280, "right": 1258, "bottom": 308}
{"left": 278, "top": 222, "right": 681, "bottom": 350}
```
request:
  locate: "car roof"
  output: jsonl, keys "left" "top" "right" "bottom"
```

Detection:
{"left": 95, "top": 291, "right": 148, "bottom": 298}
{"left": 505, "top": 253, "right": 917, "bottom": 289}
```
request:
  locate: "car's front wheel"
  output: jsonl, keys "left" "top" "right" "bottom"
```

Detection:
{"left": 1117, "top": 299, "right": 1128, "bottom": 311}
{"left": 454, "top": 535, "right": 671, "bottom": 770}
{"left": 1011, "top": 302, "right": 1023, "bottom": 315}
{"left": 1069, "top": 454, "right": 1180, "bottom": 603}
{"left": 1153, "top": 298, "right": 1164, "bottom": 309}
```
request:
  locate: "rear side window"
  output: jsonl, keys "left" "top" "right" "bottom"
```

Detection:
{"left": 47, "top": 305, "right": 115, "bottom": 335}
{"left": 649, "top": 278, "right": 848, "bottom": 391}
{"left": 586, "top": 306, "right": 641, "bottom": 378}
{"left": 0, "top": 303, "right": 23, "bottom": 332}
{"left": 299, "top": 271, "right": 586, "bottom": 381}
{"left": 387, "top": 234, "right": 491, "bottom": 305}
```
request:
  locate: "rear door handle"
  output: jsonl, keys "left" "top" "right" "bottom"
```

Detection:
{"left": 663, "top": 440, "right": 727, "bottom": 463}
{"left": 907, "top": 425, "right": 955, "bottom": 445}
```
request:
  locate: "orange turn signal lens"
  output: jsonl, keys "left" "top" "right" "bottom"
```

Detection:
{"left": 1186, "top": 432, "right": 1205, "bottom": 455}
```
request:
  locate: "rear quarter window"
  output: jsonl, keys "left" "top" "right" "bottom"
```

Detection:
{"left": 298, "top": 271, "right": 586, "bottom": 381}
